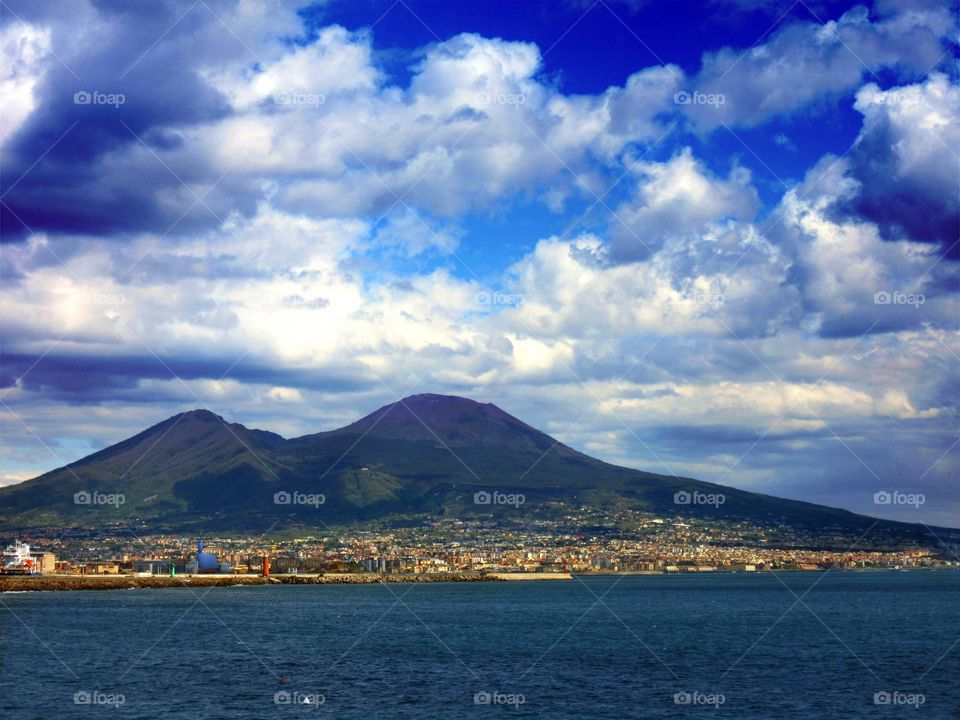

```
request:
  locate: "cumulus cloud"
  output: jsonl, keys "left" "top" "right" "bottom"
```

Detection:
{"left": 845, "top": 73, "right": 960, "bottom": 255}
{"left": 0, "top": 3, "right": 682, "bottom": 241}
{"left": 0, "top": 0, "right": 279, "bottom": 239}
{"left": 768, "top": 84, "right": 959, "bottom": 338}
{"left": 202, "top": 32, "right": 683, "bottom": 218}
{"left": 682, "top": 2, "right": 955, "bottom": 130}
{"left": 603, "top": 147, "right": 760, "bottom": 262}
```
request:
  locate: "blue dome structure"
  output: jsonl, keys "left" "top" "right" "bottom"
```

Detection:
{"left": 196, "top": 539, "right": 219, "bottom": 572}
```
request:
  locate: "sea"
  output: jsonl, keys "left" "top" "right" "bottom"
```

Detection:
{"left": 1, "top": 571, "right": 958, "bottom": 719}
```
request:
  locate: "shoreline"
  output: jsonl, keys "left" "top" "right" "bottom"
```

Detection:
{"left": 0, "top": 571, "right": 572, "bottom": 592}
{"left": 576, "top": 567, "right": 956, "bottom": 576}
{"left": 2, "top": 568, "right": 951, "bottom": 592}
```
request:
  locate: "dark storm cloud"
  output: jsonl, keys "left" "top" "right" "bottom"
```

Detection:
{"left": 0, "top": 352, "right": 369, "bottom": 401}
{"left": 626, "top": 414, "right": 959, "bottom": 525}
{"left": 785, "top": 242, "right": 956, "bottom": 339}
{"left": 813, "top": 307, "right": 945, "bottom": 339}
{"left": 0, "top": 0, "right": 258, "bottom": 241}
{"left": 116, "top": 251, "right": 273, "bottom": 284}
{"left": 845, "top": 116, "right": 960, "bottom": 259}
{"left": 648, "top": 424, "right": 827, "bottom": 447}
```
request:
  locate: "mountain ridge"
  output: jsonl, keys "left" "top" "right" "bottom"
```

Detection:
{"left": 0, "top": 395, "right": 955, "bottom": 545}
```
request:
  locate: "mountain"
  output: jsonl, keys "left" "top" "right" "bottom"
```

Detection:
{"left": 0, "top": 409, "right": 284, "bottom": 527}
{"left": 0, "top": 394, "right": 954, "bottom": 546}
{"left": 318, "top": 394, "right": 581, "bottom": 455}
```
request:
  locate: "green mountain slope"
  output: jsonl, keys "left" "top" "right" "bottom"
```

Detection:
{"left": 0, "top": 410, "right": 283, "bottom": 525}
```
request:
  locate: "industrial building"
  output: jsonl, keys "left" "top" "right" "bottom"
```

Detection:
{"left": 29, "top": 551, "right": 56, "bottom": 574}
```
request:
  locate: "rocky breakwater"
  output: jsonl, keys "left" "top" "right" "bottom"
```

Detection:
{"left": 0, "top": 571, "right": 569, "bottom": 592}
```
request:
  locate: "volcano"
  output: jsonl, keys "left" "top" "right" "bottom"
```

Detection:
{"left": 0, "top": 394, "right": 952, "bottom": 546}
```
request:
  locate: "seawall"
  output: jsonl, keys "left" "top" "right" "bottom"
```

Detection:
{"left": 0, "top": 571, "right": 572, "bottom": 592}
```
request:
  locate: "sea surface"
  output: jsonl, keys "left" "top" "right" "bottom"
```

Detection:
{"left": 1, "top": 571, "right": 958, "bottom": 719}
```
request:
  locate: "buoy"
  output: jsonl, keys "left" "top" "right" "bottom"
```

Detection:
{"left": 278, "top": 676, "right": 286, "bottom": 685}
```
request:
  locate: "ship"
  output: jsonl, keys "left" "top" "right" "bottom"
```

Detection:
{"left": 2, "top": 539, "right": 38, "bottom": 575}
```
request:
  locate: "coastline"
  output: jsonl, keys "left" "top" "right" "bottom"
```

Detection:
{"left": 3, "top": 568, "right": 950, "bottom": 592}
{"left": 0, "top": 571, "right": 572, "bottom": 592}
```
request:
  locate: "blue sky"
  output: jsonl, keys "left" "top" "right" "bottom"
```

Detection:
{"left": 0, "top": 0, "right": 958, "bottom": 525}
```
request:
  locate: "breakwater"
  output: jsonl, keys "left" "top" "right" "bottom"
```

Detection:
{"left": 0, "top": 571, "right": 571, "bottom": 592}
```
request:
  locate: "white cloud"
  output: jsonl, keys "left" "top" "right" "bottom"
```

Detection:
{"left": 772, "top": 136, "right": 957, "bottom": 338}
{"left": 846, "top": 73, "right": 960, "bottom": 248}
{"left": 684, "top": 4, "right": 954, "bottom": 130}
{"left": 606, "top": 147, "right": 760, "bottom": 261}
{"left": 120, "top": 31, "right": 683, "bottom": 220}
{"left": 267, "top": 386, "right": 304, "bottom": 402}
{"left": 0, "top": 22, "right": 51, "bottom": 145}
{"left": 211, "top": 25, "right": 380, "bottom": 108}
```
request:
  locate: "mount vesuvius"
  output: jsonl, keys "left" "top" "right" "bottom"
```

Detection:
{"left": 0, "top": 394, "right": 952, "bottom": 546}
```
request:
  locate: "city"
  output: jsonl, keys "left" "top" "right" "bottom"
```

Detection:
{"left": 6, "top": 506, "right": 956, "bottom": 579}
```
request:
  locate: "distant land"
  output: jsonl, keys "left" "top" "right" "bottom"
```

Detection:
{"left": 0, "top": 394, "right": 955, "bottom": 548}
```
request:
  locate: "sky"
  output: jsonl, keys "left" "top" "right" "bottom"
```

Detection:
{"left": 0, "top": 0, "right": 958, "bottom": 526}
